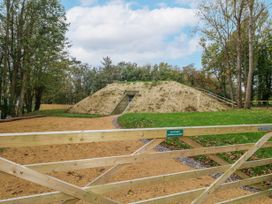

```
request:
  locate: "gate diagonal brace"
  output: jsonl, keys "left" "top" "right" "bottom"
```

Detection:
{"left": 0, "top": 157, "right": 119, "bottom": 204}
{"left": 63, "top": 139, "right": 164, "bottom": 204}
{"left": 180, "top": 137, "right": 269, "bottom": 190}
{"left": 191, "top": 132, "right": 272, "bottom": 204}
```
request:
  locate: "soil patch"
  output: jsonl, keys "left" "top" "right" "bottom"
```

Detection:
{"left": 0, "top": 116, "right": 115, "bottom": 133}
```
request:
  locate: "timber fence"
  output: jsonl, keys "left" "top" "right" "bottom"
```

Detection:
{"left": 0, "top": 124, "right": 272, "bottom": 203}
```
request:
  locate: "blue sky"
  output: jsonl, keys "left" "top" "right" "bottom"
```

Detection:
{"left": 61, "top": 0, "right": 195, "bottom": 10}
{"left": 60, "top": 0, "right": 203, "bottom": 68}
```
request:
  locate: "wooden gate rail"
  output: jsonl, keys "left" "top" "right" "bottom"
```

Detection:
{"left": 217, "top": 189, "right": 272, "bottom": 204}
{"left": 0, "top": 124, "right": 272, "bottom": 204}
{"left": 63, "top": 139, "right": 165, "bottom": 204}
{"left": 0, "top": 124, "right": 271, "bottom": 148}
{"left": 1, "top": 173, "right": 271, "bottom": 204}
{"left": 1, "top": 157, "right": 272, "bottom": 204}
{"left": 18, "top": 142, "right": 272, "bottom": 173}
{"left": 192, "top": 132, "right": 272, "bottom": 204}
{"left": 87, "top": 139, "right": 164, "bottom": 186}
{"left": 0, "top": 158, "right": 118, "bottom": 204}
{"left": 131, "top": 174, "right": 272, "bottom": 204}
{"left": 180, "top": 137, "right": 265, "bottom": 190}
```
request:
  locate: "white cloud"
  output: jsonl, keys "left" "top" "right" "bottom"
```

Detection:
{"left": 66, "top": 1, "right": 200, "bottom": 66}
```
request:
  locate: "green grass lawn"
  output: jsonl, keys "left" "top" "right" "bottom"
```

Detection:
{"left": 26, "top": 109, "right": 101, "bottom": 118}
{"left": 118, "top": 109, "right": 272, "bottom": 175}
{"left": 118, "top": 109, "right": 272, "bottom": 128}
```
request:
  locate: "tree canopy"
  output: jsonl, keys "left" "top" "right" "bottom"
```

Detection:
{"left": 199, "top": 0, "right": 272, "bottom": 108}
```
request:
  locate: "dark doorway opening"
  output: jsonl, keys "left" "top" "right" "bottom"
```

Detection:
{"left": 111, "top": 91, "right": 138, "bottom": 115}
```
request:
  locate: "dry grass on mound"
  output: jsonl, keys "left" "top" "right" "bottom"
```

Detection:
{"left": 69, "top": 81, "right": 228, "bottom": 115}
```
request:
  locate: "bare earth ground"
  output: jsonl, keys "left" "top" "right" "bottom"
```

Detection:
{"left": 0, "top": 117, "right": 271, "bottom": 203}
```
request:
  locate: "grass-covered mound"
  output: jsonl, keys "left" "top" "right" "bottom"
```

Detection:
{"left": 69, "top": 81, "right": 228, "bottom": 115}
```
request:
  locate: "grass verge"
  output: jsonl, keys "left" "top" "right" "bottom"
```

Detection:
{"left": 118, "top": 109, "right": 272, "bottom": 128}
{"left": 118, "top": 109, "right": 272, "bottom": 176}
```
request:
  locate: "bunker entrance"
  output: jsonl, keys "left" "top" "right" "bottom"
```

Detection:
{"left": 111, "top": 91, "right": 138, "bottom": 115}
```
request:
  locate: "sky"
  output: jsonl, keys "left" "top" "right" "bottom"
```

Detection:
{"left": 61, "top": 0, "right": 203, "bottom": 68}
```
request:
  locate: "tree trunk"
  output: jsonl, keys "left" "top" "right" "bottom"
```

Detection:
{"left": 233, "top": 0, "right": 245, "bottom": 108}
{"left": 17, "top": 72, "right": 26, "bottom": 116}
{"left": 226, "top": 51, "right": 235, "bottom": 101}
{"left": 244, "top": 0, "right": 254, "bottom": 109}
{"left": 10, "top": 63, "right": 18, "bottom": 116}
{"left": 34, "top": 87, "right": 44, "bottom": 111}
{"left": 16, "top": 1, "right": 27, "bottom": 116}
{"left": 2, "top": 0, "right": 11, "bottom": 118}
{"left": 236, "top": 27, "right": 243, "bottom": 108}
{"left": 26, "top": 95, "right": 32, "bottom": 112}
{"left": 9, "top": 1, "right": 17, "bottom": 117}
{"left": 227, "top": 72, "right": 235, "bottom": 101}
{"left": 25, "top": 85, "right": 33, "bottom": 113}
{"left": 0, "top": 54, "right": 3, "bottom": 114}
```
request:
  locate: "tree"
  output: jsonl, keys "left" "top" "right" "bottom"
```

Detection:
{"left": 198, "top": 0, "right": 271, "bottom": 107}
{"left": 0, "top": 0, "right": 68, "bottom": 117}
{"left": 255, "top": 25, "right": 272, "bottom": 104}
{"left": 198, "top": 0, "right": 242, "bottom": 101}
{"left": 233, "top": 0, "right": 246, "bottom": 107}
{"left": 244, "top": 0, "right": 268, "bottom": 108}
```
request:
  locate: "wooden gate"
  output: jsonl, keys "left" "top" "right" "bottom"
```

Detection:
{"left": 0, "top": 124, "right": 272, "bottom": 204}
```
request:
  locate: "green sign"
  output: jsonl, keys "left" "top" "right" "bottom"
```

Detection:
{"left": 166, "top": 129, "right": 184, "bottom": 138}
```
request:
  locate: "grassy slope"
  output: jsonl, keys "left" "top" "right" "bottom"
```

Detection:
{"left": 118, "top": 109, "right": 272, "bottom": 175}
{"left": 27, "top": 109, "right": 101, "bottom": 118}
{"left": 118, "top": 109, "right": 272, "bottom": 128}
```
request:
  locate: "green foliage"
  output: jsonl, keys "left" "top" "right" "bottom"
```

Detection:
{"left": 255, "top": 30, "right": 272, "bottom": 102}
{"left": 0, "top": 0, "right": 68, "bottom": 117}
{"left": 0, "top": 148, "right": 6, "bottom": 153}
{"left": 199, "top": 0, "right": 271, "bottom": 106}
{"left": 43, "top": 59, "right": 217, "bottom": 105}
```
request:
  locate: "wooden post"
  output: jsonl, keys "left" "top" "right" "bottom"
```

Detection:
{"left": 0, "top": 157, "right": 119, "bottom": 204}
{"left": 191, "top": 132, "right": 272, "bottom": 204}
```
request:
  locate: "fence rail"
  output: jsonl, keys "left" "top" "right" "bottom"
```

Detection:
{"left": 0, "top": 124, "right": 272, "bottom": 204}
{"left": 195, "top": 87, "right": 272, "bottom": 108}
{"left": 195, "top": 87, "right": 237, "bottom": 107}
{"left": 1, "top": 124, "right": 271, "bottom": 147}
